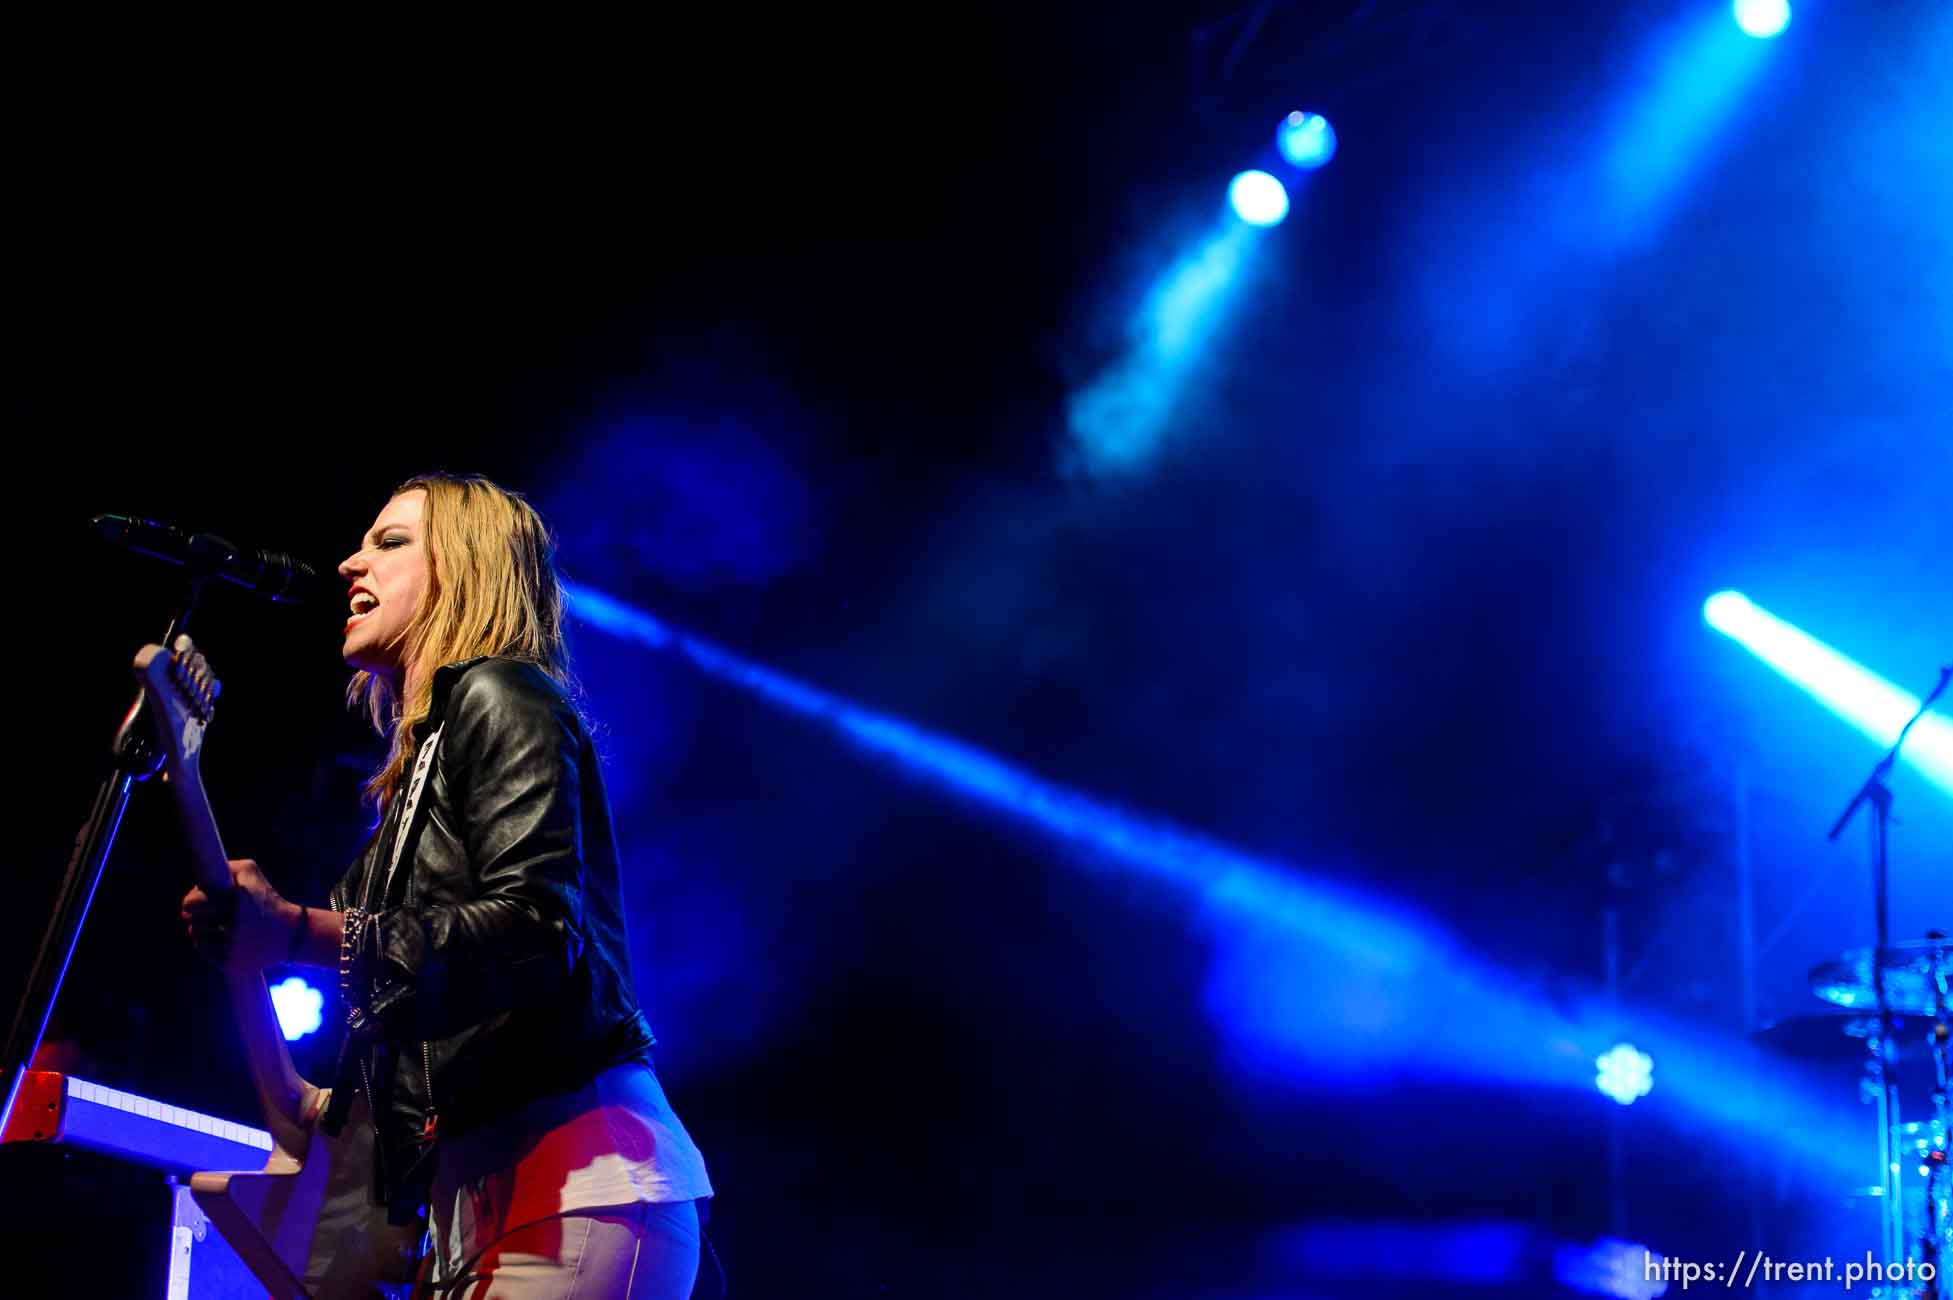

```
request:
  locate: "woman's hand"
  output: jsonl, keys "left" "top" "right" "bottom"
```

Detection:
{"left": 180, "top": 858, "right": 300, "bottom": 971}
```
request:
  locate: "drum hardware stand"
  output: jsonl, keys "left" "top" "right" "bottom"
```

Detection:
{"left": 1920, "top": 940, "right": 1948, "bottom": 1300}
{"left": 1826, "top": 664, "right": 1950, "bottom": 1292}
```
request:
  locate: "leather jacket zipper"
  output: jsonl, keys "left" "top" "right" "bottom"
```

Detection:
{"left": 420, "top": 1040, "right": 439, "bottom": 1140}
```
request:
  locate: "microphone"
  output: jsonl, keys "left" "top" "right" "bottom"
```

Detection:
{"left": 92, "top": 514, "right": 323, "bottom": 604}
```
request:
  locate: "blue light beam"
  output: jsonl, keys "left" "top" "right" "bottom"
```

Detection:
{"left": 1064, "top": 219, "right": 1259, "bottom": 478}
{"left": 1592, "top": 10, "right": 1775, "bottom": 247}
{"left": 565, "top": 580, "right": 1873, "bottom": 1174}
{"left": 1704, "top": 590, "right": 1953, "bottom": 797}
{"left": 565, "top": 580, "right": 1421, "bottom": 963}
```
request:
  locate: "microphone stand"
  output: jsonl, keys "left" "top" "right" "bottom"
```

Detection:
{"left": 1826, "top": 662, "right": 1952, "bottom": 1278}
{"left": 0, "top": 572, "right": 211, "bottom": 1138}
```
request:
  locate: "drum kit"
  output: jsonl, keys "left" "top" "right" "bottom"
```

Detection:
{"left": 1752, "top": 939, "right": 1950, "bottom": 1293}
{"left": 1749, "top": 666, "right": 1949, "bottom": 1297}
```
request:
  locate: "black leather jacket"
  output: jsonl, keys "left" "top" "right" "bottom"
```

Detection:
{"left": 323, "top": 656, "right": 656, "bottom": 1222}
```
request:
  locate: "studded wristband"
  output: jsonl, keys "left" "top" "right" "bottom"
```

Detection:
{"left": 339, "top": 907, "right": 369, "bottom": 1031}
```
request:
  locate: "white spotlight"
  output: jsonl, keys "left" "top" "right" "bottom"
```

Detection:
{"left": 1227, "top": 170, "right": 1290, "bottom": 227}
{"left": 1733, "top": 0, "right": 1790, "bottom": 39}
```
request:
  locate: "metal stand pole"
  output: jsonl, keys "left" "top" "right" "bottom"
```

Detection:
{"left": 0, "top": 585, "right": 203, "bottom": 1136}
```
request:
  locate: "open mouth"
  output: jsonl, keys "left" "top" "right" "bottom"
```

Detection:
{"left": 347, "top": 593, "right": 380, "bottom": 627}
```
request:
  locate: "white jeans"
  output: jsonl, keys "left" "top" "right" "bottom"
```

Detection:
{"left": 418, "top": 1199, "right": 701, "bottom": 1299}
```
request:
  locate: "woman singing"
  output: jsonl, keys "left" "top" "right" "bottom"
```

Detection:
{"left": 183, "top": 473, "right": 713, "bottom": 1298}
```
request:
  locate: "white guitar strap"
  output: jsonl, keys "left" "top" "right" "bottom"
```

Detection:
{"left": 381, "top": 724, "right": 444, "bottom": 900}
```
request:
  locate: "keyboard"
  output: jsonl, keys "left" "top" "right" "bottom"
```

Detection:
{"left": 2, "top": 1070, "right": 272, "bottom": 1175}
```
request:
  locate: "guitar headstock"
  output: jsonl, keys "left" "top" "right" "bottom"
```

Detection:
{"left": 133, "top": 634, "right": 224, "bottom": 774}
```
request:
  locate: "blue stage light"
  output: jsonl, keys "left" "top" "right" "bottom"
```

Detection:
{"left": 1276, "top": 111, "right": 1338, "bottom": 170}
{"left": 1704, "top": 590, "right": 1953, "bottom": 797}
{"left": 1227, "top": 170, "right": 1290, "bottom": 227}
{"left": 1733, "top": 0, "right": 1790, "bottom": 38}
{"left": 269, "top": 976, "right": 324, "bottom": 1041}
{"left": 1595, "top": 1043, "right": 1654, "bottom": 1106}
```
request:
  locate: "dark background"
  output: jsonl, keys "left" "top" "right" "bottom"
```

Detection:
{"left": 6, "top": 3, "right": 1949, "bottom": 1295}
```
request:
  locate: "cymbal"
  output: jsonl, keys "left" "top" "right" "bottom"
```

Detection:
{"left": 1808, "top": 939, "right": 1952, "bottom": 1016}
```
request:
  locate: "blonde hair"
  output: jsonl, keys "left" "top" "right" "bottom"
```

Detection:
{"left": 348, "top": 473, "right": 571, "bottom": 814}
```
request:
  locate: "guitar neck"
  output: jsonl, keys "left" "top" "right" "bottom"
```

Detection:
{"left": 135, "top": 640, "right": 319, "bottom": 1163}
{"left": 163, "top": 757, "right": 311, "bottom": 1156}
{"left": 169, "top": 749, "right": 236, "bottom": 898}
